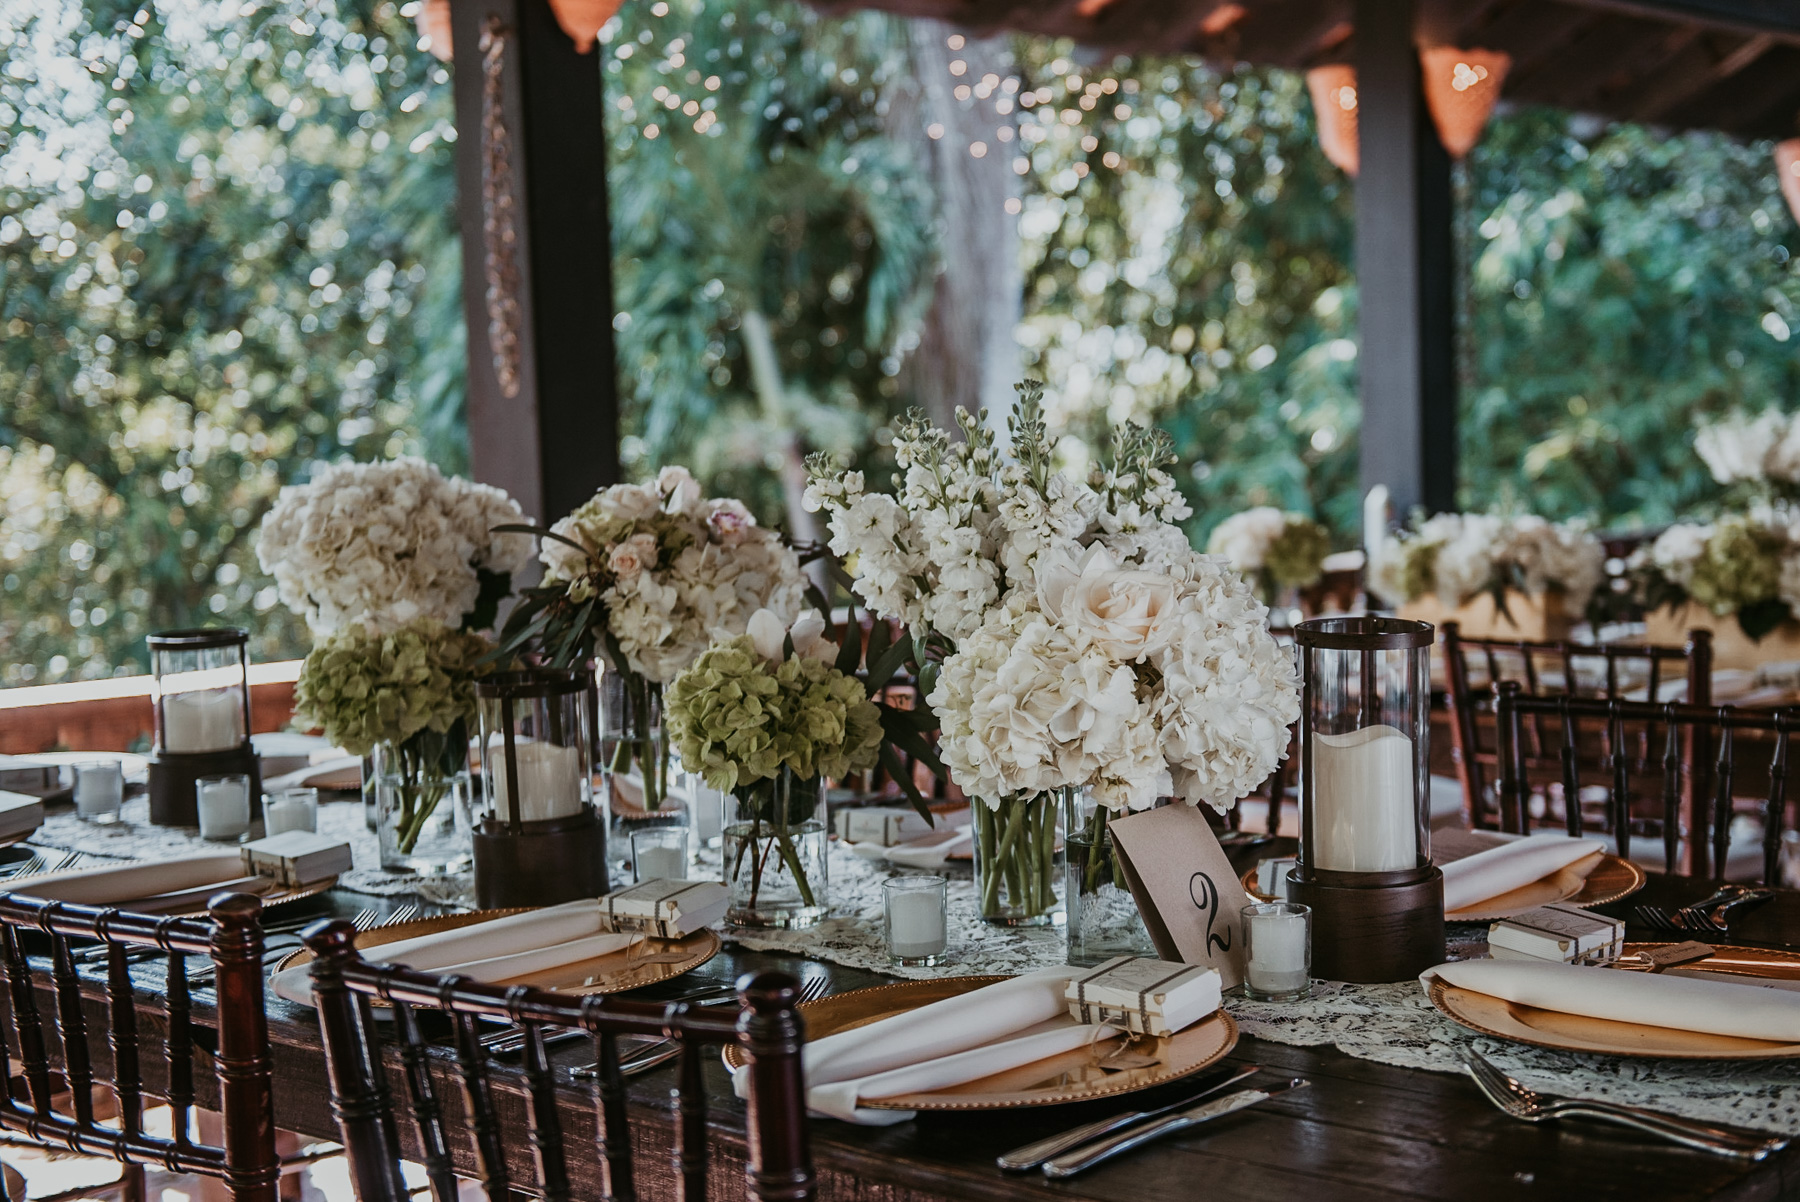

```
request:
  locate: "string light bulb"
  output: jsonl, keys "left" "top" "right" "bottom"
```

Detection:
{"left": 1305, "top": 65, "right": 1358, "bottom": 176}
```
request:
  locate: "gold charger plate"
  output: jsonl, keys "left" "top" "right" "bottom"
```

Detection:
{"left": 1241, "top": 851, "right": 1645, "bottom": 921}
{"left": 1429, "top": 943, "right": 1800, "bottom": 1060}
{"left": 720, "top": 974, "right": 1238, "bottom": 1111}
{"left": 273, "top": 908, "right": 720, "bottom": 1000}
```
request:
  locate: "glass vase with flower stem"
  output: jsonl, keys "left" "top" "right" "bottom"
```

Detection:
{"left": 372, "top": 724, "right": 472, "bottom": 874}
{"left": 1064, "top": 790, "right": 1161, "bottom": 965}
{"left": 972, "top": 790, "right": 1065, "bottom": 926}
{"left": 723, "top": 768, "right": 829, "bottom": 928}
{"left": 601, "top": 670, "right": 682, "bottom": 871}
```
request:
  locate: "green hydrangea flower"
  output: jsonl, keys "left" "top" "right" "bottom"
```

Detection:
{"left": 1265, "top": 517, "right": 1331, "bottom": 591}
{"left": 666, "top": 636, "right": 884, "bottom": 791}
{"left": 1689, "top": 516, "right": 1785, "bottom": 617}
{"left": 293, "top": 621, "right": 492, "bottom": 757}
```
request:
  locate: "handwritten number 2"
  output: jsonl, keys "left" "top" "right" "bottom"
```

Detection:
{"left": 1188, "top": 871, "right": 1231, "bottom": 956}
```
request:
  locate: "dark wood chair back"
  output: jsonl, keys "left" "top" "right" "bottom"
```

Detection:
{"left": 1444, "top": 622, "right": 1714, "bottom": 832}
{"left": 0, "top": 891, "right": 278, "bottom": 1202}
{"left": 1494, "top": 681, "right": 1797, "bottom": 881}
{"left": 300, "top": 920, "right": 815, "bottom": 1202}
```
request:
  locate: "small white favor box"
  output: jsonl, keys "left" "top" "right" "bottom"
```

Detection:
{"left": 600, "top": 880, "right": 728, "bottom": 938}
{"left": 1065, "top": 957, "right": 1222, "bottom": 1037}
{"left": 241, "top": 832, "right": 354, "bottom": 888}
{"left": 1488, "top": 903, "right": 1624, "bottom": 966}
{"left": 833, "top": 806, "right": 937, "bottom": 847}
{"left": 0, "top": 792, "right": 45, "bottom": 843}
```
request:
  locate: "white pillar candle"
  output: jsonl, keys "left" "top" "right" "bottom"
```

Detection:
{"left": 1246, "top": 910, "right": 1310, "bottom": 995}
{"left": 163, "top": 688, "right": 245, "bottom": 753}
{"left": 197, "top": 777, "right": 250, "bottom": 841}
{"left": 635, "top": 845, "right": 684, "bottom": 882}
{"left": 489, "top": 740, "right": 584, "bottom": 822}
{"left": 74, "top": 762, "right": 124, "bottom": 820}
{"left": 1363, "top": 484, "right": 1390, "bottom": 564}
{"left": 887, "top": 889, "right": 947, "bottom": 959}
{"left": 1310, "top": 725, "right": 1416, "bottom": 872}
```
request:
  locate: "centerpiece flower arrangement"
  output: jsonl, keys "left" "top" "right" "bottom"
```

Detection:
{"left": 257, "top": 457, "right": 532, "bottom": 871}
{"left": 1369, "top": 512, "right": 1604, "bottom": 633}
{"left": 1694, "top": 410, "right": 1800, "bottom": 505}
{"left": 807, "top": 382, "right": 1300, "bottom": 929}
{"left": 491, "top": 466, "right": 809, "bottom": 814}
{"left": 1630, "top": 515, "right": 1800, "bottom": 642}
{"left": 1205, "top": 507, "right": 1331, "bottom": 606}
{"left": 666, "top": 609, "right": 884, "bottom": 927}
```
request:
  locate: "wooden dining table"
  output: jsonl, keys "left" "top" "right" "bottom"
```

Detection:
{"left": 44, "top": 853, "right": 1800, "bottom": 1202}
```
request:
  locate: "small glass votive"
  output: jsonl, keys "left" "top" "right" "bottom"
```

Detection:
{"left": 196, "top": 773, "right": 252, "bottom": 842}
{"left": 1241, "top": 901, "right": 1312, "bottom": 1001}
{"left": 689, "top": 783, "right": 725, "bottom": 860}
{"left": 884, "top": 875, "right": 949, "bottom": 967}
{"left": 74, "top": 760, "right": 124, "bottom": 825}
{"left": 632, "top": 827, "right": 688, "bottom": 883}
{"left": 263, "top": 787, "right": 319, "bottom": 836}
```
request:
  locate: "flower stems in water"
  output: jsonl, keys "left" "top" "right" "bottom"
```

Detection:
{"left": 976, "top": 794, "right": 1059, "bottom": 920}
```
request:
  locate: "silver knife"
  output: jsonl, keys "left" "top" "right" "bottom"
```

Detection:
{"left": 1041, "top": 1077, "right": 1308, "bottom": 1178}
{"left": 996, "top": 1064, "right": 1261, "bottom": 1172}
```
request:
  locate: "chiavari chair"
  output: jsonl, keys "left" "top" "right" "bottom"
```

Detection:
{"left": 0, "top": 891, "right": 279, "bottom": 1202}
{"left": 300, "top": 919, "right": 814, "bottom": 1202}
{"left": 1444, "top": 622, "right": 1714, "bottom": 835}
{"left": 1494, "top": 682, "right": 1800, "bottom": 882}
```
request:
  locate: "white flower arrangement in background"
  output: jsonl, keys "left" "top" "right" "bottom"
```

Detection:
{"left": 256, "top": 456, "right": 532, "bottom": 635}
{"left": 1206, "top": 506, "right": 1331, "bottom": 602}
{"left": 807, "top": 381, "right": 1299, "bottom": 816}
{"left": 1630, "top": 514, "right": 1800, "bottom": 639}
{"left": 1694, "top": 410, "right": 1800, "bottom": 491}
{"left": 1369, "top": 512, "right": 1604, "bottom": 615}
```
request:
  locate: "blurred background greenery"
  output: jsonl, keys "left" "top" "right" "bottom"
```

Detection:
{"left": 3, "top": 0, "right": 1797, "bottom": 686}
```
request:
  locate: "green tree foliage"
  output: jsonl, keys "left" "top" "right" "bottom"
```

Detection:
{"left": 1460, "top": 110, "right": 1800, "bottom": 526}
{"left": 0, "top": 0, "right": 460, "bottom": 684}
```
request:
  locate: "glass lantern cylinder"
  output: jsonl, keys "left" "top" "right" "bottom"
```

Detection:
{"left": 1289, "top": 616, "right": 1444, "bottom": 983}
{"left": 146, "top": 628, "right": 258, "bottom": 826}
{"left": 473, "top": 669, "right": 611, "bottom": 908}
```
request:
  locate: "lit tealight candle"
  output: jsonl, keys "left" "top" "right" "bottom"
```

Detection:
{"left": 1242, "top": 902, "right": 1312, "bottom": 1001}
{"left": 883, "top": 875, "right": 948, "bottom": 966}
{"left": 74, "top": 761, "right": 124, "bottom": 824}
{"left": 162, "top": 688, "right": 245, "bottom": 754}
{"left": 196, "top": 774, "right": 251, "bottom": 842}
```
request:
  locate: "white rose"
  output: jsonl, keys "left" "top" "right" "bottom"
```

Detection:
{"left": 1036, "top": 545, "right": 1176, "bottom": 662}
{"left": 608, "top": 531, "right": 658, "bottom": 578}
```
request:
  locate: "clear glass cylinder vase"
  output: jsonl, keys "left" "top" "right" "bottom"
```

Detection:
{"left": 1064, "top": 790, "right": 1161, "bottom": 965}
{"left": 723, "top": 769, "right": 829, "bottom": 929}
{"left": 972, "top": 791, "right": 1065, "bottom": 927}
{"left": 372, "top": 735, "right": 472, "bottom": 875}
{"left": 601, "top": 671, "right": 685, "bottom": 871}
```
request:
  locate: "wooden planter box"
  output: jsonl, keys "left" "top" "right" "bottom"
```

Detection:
{"left": 1644, "top": 603, "right": 1800, "bottom": 670}
{"left": 1398, "top": 589, "right": 1574, "bottom": 642}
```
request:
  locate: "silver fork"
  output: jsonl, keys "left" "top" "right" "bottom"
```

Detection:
{"left": 1632, "top": 904, "right": 1687, "bottom": 934}
{"left": 569, "top": 975, "right": 830, "bottom": 1079}
{"left": 1460, "top": 1049, "right": 1787, "bottom": 1158}
{"left": 1676, "top": 889, "right": 1776, "bottom": 935}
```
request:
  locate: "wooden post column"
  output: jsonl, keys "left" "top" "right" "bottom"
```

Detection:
{"left": 450, "top": 0, "right": 620, "bottom": 525}
{"left": 1355, "top": 0, "right": 1456, "bottom": 517}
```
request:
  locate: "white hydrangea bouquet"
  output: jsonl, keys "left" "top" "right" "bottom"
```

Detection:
{"left": 257, "top": 457, "right": 532, "bottom": 866}
{"left": 493, "top": 466, "right": 808, "bottom": 811}
{"left": 1369, "top": 512, "right": 1604, "bottom": 623}
{"left": 1695, "top": 410, "right": 1800, "bottom": 501}
{"left": 1205, "top": 506, "right": 1331, "bottom": 604}
{"left": 807, "top": 382, "right": 1299, "bottom": 924}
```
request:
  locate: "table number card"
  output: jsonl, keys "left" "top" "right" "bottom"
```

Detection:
{"left": 1109, "top": 805, "right": 1250, "bottom": 989}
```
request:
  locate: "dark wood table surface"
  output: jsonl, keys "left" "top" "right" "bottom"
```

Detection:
{"left": 82, "top": 851, "right": 1800, "bottom": 1201}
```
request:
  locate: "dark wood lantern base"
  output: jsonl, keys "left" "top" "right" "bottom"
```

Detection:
{"left": 1289, "top": 864, "right": 1445, "bottom": 984}
{"left": 147, "top": 745, "right": 261, "bottom": 827}
{"left": 473, "top": 808, "right": 612, "bottom": 909}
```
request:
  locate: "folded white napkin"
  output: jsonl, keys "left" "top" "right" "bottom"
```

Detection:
{"left": 849, "top": 827, "right": 972, "bottom": 869}
{"left": 730, "top": 967, "right": 1090, "bottom": 1124}
{"left": 1424, "top": 959, "right": 1800, "bottom": 1042}
{"left": 1439, "top": 835, "right": 1603, "bottom": 913}
{"left": 270, "top": 899, "right": 640, "bottom": 1005}
{"left": 8, "top": 852, "right": 248, "bottom": 906}
{"left": 806, "top": 1021, "right": 1113, "bottom": 1124}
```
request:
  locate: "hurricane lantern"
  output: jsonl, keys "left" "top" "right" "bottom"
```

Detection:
{"left": 1288, "top": 616, "right": 1444, "bottom": 982}
{"left": 146, "top": 628, "right": 259, "bottom": 826}
{"left": 473, "top": 668, "right": 610, "bottom": 908}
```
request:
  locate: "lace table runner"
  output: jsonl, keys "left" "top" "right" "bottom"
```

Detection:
{"left": 26, "top": 810, "right": 1800, "bottom": 1133}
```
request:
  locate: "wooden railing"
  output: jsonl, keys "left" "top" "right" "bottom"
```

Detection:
{"left": 0, "top": 662, "right": 302, "bottom": 755}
